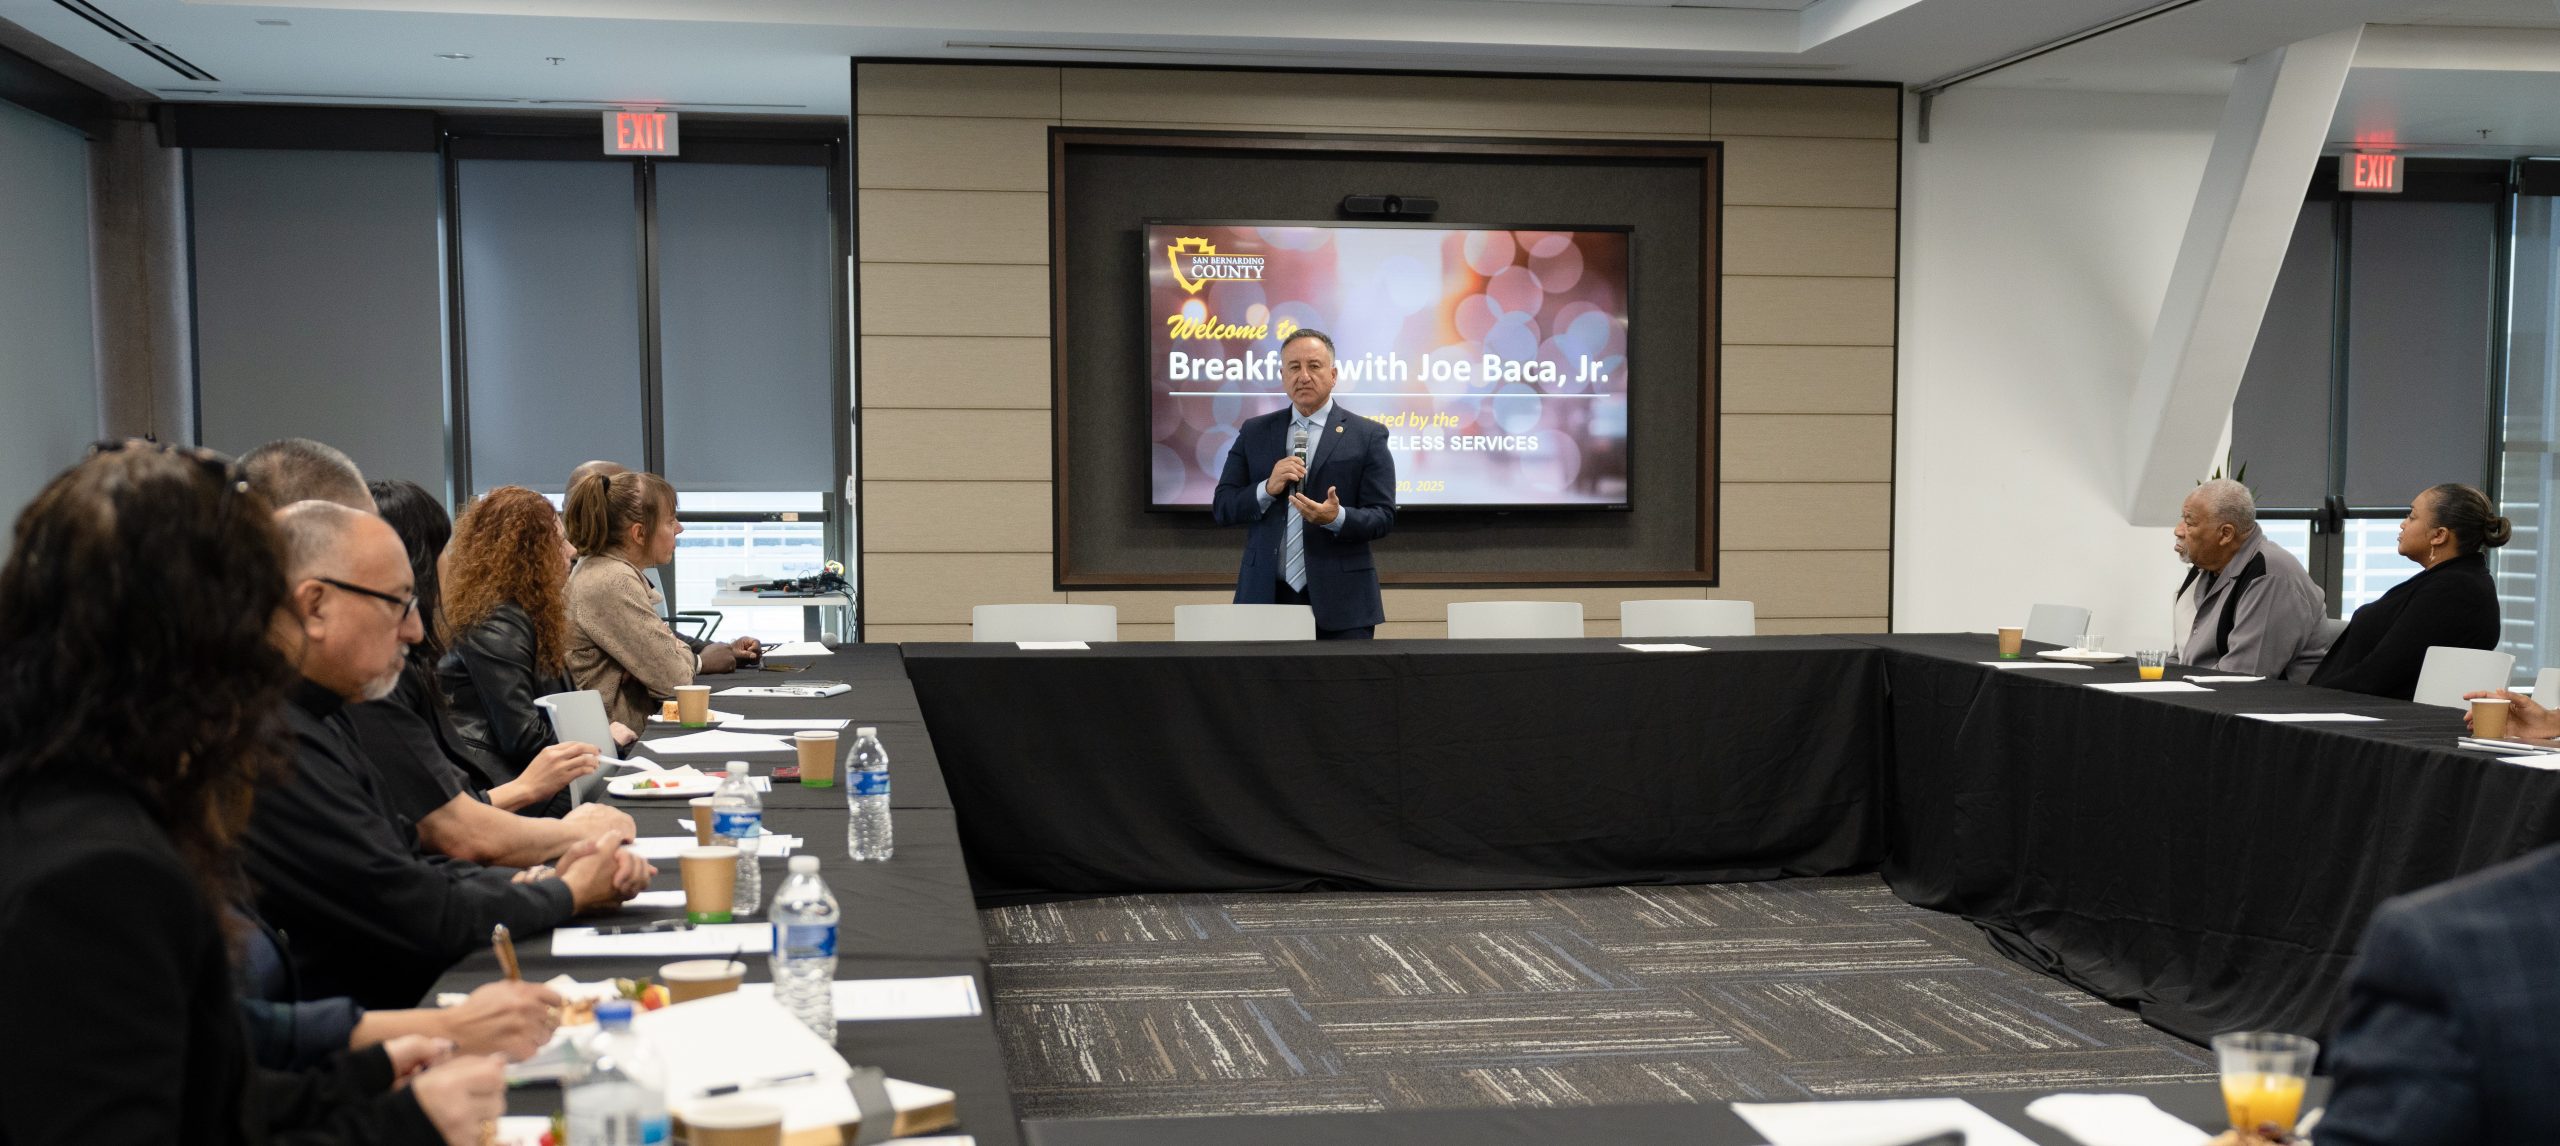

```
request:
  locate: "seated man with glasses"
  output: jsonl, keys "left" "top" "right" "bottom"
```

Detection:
{"left": 243, "top": 500, "right": 657, "bottom": 1009}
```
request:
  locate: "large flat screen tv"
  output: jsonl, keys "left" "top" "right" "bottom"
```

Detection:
{"left": 1144, "top": 221, "right": 1631, "bottom": 511}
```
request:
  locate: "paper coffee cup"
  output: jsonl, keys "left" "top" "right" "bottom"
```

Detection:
{"left": 660, "top": 958, "right": 747, "bottom": 1005}
{"left": 679, "top": 846, "right": 738, "bottom": 923}
{"left": 2473, "top": 697, "right": 2513, "bottom": 740}
{"left": 689, "top": 797, "right": 720, "bottom": 846}
{"left": 675, "top": 685, "right": 713, "bottom": 727}
{"left": 680, "top": 1099, "right": 783, "bottom": 1146}
{"left": 1996, "top": 626, "right": 2025, "bottom": 658}
{"left": 795, "top": 731, "right": 839, "bottom": 788}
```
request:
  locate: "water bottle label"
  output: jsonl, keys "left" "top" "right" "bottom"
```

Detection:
{"left": 713, "top": 809, "right": 761, "bottom": 837}
{"left": 851, "top": 771, "right": 891, "bottom": 798}
{"left": 780, "top": 922, "right": 838, "bottom": 956}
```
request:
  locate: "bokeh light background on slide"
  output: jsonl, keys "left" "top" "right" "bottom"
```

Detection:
{"left": 1147, "top": 225, "right": 1631, "bottom": 509}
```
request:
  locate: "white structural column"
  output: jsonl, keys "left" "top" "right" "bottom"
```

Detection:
{"left": 2121, "top": 25, "right": 2362, "bottom": 525}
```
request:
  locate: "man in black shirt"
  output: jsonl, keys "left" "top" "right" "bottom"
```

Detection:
{"left": 245, "top": 501, "right": 653, "bottom": 1008}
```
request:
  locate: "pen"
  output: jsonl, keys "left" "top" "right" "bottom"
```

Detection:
{"left": 2460, "top": 736, "right": 2560, "bottom": 754}
{"left": 492, "top": 923, "right": 521, "bottom": 983}
{"left": 701, "top": 1070, "right": 817, "bottom": 1097}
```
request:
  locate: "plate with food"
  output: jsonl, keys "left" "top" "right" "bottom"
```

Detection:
{"left": 2037, "top": 647, "right": 2129, "bottom": 664}
{"left": 606, "top": 766, "right": 718, "bottom": 799}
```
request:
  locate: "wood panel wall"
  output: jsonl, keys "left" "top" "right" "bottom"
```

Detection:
{"left": 855, "top": 63, "right": 1896, "bottom": 641}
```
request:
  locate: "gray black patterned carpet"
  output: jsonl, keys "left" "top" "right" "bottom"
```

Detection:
{"left": 980, "top": 876, "right": 2214, "bottom": 1119}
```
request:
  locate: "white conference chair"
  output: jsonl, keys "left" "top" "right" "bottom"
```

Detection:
{"left": 533, "top": 689, "right": 616, "bottom": 805}
{"left": 2536, "top": 666, "right": 2560, "bottom": 708}
{"left": 1620, "top": 599, "right": 1755, "bottom": 638}
{"left": 972, "top": 603, "right": 1120, "bottom": 644}
{"left": 2023, "top": 603, "right": 2092, "bottom": 648}
{"left": 2411, "top": 646, "right": 2518, "bottom": 710}
{"left": 1447, "top": 601, "right": 1585, "bottom": 639}
{"left": 1173, "top": 604, "right": 1316, "bottom": 642}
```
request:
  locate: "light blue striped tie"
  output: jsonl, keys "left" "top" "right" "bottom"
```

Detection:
{"left": 1282, "top": 417, "right": 1312, "bottom": 592}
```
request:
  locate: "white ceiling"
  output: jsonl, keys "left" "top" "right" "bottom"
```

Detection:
{"left": 0, "top": 0, "right": 2412, "bottom": 116}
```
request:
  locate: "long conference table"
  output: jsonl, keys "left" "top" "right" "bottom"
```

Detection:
{"left": 438, "top": 635, "right": 2560, "bottom": 1143}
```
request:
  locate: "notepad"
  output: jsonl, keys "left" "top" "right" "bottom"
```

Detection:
{"left": 1979, "top": 661, "right": 2093, "bottom": 670}
{"left": 2241, "top": 712, "right": 2383, "bottom": 723}
{"left": 641, "top": 730, "right": 799, "bottom": 756}
{"left": 721, "top": 717, "right": 851, "bottom": 730}
{"left": 1733, "top": 1097, "right": 2037, "bottom": 1146}
{"left": 629, "top": 834, "right": 805, "bottom": 860}
{"left": 632, "top": 992, "right": 959, "bottom": 1141}
{"left": 2501, "top": 754, "right": 2560, "bottom": 771}
{"left": 737, "top": 975, "right": 985, "bottom": 1022}
{"left": 2187, "top": 675, "right": 2265, "bottom": 683}
{"left": 1016, "top": 641, "right": 1089, "bottom": 650}
{"left": 625, "top": 889, "right": 688, "bottom": 909}
{"left": 1621, "top": 643, "right": 1708, "bottom": 652}
{"left": 717, "top": 682, "right": 853, "bottom": 698}
{"left": 2023, "top": 1093, "right": 2211, "bottom": 1146}
{"left": 550, "top": 922, "right": 774, "bottom": 957}
{"left": 761, "top": 641, "right": 832, "bottom": 657}
{"left": 2087, "top": 680, "right": 2211, "bottom": 694}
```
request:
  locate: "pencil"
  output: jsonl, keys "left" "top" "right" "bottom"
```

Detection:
{"left": 493, "top": 923, "right": 521, "bottom": 983}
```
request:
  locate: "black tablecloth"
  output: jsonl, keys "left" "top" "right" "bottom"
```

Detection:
{"left": 903, "top": 637, "right": 1888, "bottom": 902}
{"left": 1861, "top": 633, "right": 2560, "bottom": 1041}
{"left": 641, "top": 644, "right": 949, "bottom": 811}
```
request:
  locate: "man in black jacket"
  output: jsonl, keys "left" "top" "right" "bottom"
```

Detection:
{"left": 245, "top": 501, "right": 653, "bottom": 1008}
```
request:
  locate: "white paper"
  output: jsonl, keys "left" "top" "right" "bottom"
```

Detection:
{"left": 623, "top": 889, "right": 689, "bottom": 909}
{"left": 641, "top": 729, "right": 799, "bottom": 757}
{"left": 2501, "top": 753, "right": 2560, "bottom": 770}
{"left": 2087, "top": 681, "right": 2212, "bottom": 694}
{"left": 1621, "top": 643, "right": 1708, "bottom": 652}
{"left": 649, "top": 709, "right": 745, "bottom": 725}
{"left": 722, "top": 717, "right": 851, "bottom": 730}
{"left": 492, "top": 1116, "right": 554, "bottom": 1146}
{"left": 1980, "top": 661, "right": 2093, "bottom": 671}
{"left": 2187, "top": 675, "right": 2265, "bottom": 683}
{"left": 1016, "top": 641, "right": 1090, "bottom": 650}
{"left": 1734, "top": 1098, "right": 2037, "bottom": 1146}
{"left": 550, "top": 922, "right": 774, "bottom": 957}
{"left": 737, "top": 975, "right": 986, "bottom": 1022}
{"left": 761, "top": 641, "right": 833, "bottom": 657}
{"left": 628, "top": 834, "right": 803, "bottom": 860}
{"left": 2241, "top": 712, "right": 2384, "bottom": 723}
{"left": 2023, "top": 1093, "right": 2210, "bottom": 1146}
{"left": 717, "top": 683, "right": 853, "bottom": 698}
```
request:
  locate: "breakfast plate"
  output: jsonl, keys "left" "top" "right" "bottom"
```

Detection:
{"left": 2037, "top": 648, "right": 2128, "bottom": 664}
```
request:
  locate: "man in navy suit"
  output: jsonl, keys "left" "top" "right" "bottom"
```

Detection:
{"left": 2316, "top": 842, "right": 2560, "bottom": 1144}
{"left": 1212, "top": 328, "right": 1396, "bottom": 639}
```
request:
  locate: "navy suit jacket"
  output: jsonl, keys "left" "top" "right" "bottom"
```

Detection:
{"left": 2319, "top": 843, "right": 2560, "bottom": 1145}
{"left": 1211, "top": 403, "right": 1396, "bottom": 631}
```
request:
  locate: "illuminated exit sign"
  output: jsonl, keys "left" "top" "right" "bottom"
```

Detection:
{"left": 603, "top": 109, "right": 678, "bottom": 156}
{"left": 2341, "top": 152, "right": 2401, "bottom": 193}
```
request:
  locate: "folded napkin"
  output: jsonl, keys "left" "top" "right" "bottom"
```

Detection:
{"left": 2023, "top": 1093, "right": 2210, "bottom": 1146}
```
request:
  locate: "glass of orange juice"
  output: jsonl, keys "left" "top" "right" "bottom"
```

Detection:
{"left": 2212, "top": 1031, "right": 2317, "bottom": 1135}
{"left": 2135, "top": 649, "right": 2168, "bottom": 681}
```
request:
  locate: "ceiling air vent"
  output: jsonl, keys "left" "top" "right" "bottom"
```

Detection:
{"left": 53, "top": 0, "right": 217, "bottom": 82}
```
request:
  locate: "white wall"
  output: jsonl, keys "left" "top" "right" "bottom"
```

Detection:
{"left": 0, "top": 100, "right": 99, "bottom": 555}
{"left": 1895, "top": 86, "right": 2229, "bottom": 644}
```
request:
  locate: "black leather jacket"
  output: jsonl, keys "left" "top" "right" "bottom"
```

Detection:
{"left": 437, "top": 601, "right": 574, "bottom": 791}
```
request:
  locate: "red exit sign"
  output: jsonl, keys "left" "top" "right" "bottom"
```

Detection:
{"left": 2341, "top": 152, "right": 2401, "bottom": 193}
{"left": 603, "top": 109, "right": 679, "bottom": 156}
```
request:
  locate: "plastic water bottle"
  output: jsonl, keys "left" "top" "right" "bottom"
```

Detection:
{"left": 712, "top": 760, "right": 763, "bottom": 915}
{"left": 847, "top": 727, "right": 893, "bottom": 861}
{"left": 565, "top": 1000, "right": 671, "bottom": 1145}
{"left": 768, "top": 854, "right": 840, "bottom": 1042}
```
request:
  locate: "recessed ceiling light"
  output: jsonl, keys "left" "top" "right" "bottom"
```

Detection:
{"left": 256, "top": 18, "right": 290, "bottom": 26}
{"left": 436, "top": 52, "right": 475, "bottom": 60}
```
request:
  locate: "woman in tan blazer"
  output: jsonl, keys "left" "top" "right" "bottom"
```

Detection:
{"left": 561, "top": 471, "right": 757, "bottom": 728}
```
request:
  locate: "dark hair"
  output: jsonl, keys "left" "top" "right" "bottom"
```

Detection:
{"left": 369, "top": 479, "right": 452, "bottom": 665}
{"left": 241, "top": 437, "right": 371, "bottom": 511}
{"left": 1280, "top": 327, "right": 1336, "bottom": 358}
{"left": 2425, "top": 483, "right": 2513, "bottom": 554}
{"left": 564, "top": 470, "right": 674, "bottom": 558}
{"left": 0, "top": 442, "right": 292, "bottom": 918}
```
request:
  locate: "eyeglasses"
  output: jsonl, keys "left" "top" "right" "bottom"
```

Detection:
{"left": 316, "top": 576, "right": 420, "bottom": 622}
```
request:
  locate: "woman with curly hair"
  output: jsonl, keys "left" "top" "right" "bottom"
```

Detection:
{"left": 440, "top": 485, "right": 635, "bottom": 810}
{"left": 0, "top": 442, "right": 502, "bottom": 1145}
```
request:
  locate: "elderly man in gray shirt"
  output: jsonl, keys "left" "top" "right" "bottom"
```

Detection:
{"left": 2172, "top": 479, "right": 2329, "bottom": 679}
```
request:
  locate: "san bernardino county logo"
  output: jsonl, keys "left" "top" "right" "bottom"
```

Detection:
{"left": 1166, "top": 237, "right": 1267, "bottom": 294}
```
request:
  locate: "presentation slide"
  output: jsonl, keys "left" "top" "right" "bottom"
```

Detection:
{"left": 1146, "top": 222, "right": 1631, "bottom": 510}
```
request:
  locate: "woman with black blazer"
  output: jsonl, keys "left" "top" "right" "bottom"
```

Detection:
{"left": 2308, "top": 483, "right": 2508, "bottom": 700}
{"left": 0, "top": 444, "right": 500, "bottom": 1146}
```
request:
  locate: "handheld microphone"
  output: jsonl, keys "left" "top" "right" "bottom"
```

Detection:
{"left": 1288, "top": 425, "right": 1310, "bottom": 496}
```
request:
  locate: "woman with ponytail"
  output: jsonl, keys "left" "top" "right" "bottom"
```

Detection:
{"left": 561, "top": 471, "right": 759, "bottom": 728}
{"left": 2307, "top": 483, "right": 2507, "bottom": 700}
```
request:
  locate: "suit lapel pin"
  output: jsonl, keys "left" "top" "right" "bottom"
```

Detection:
{"left": 1334, "top": 425, "right": 1343, "bottom": 433}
